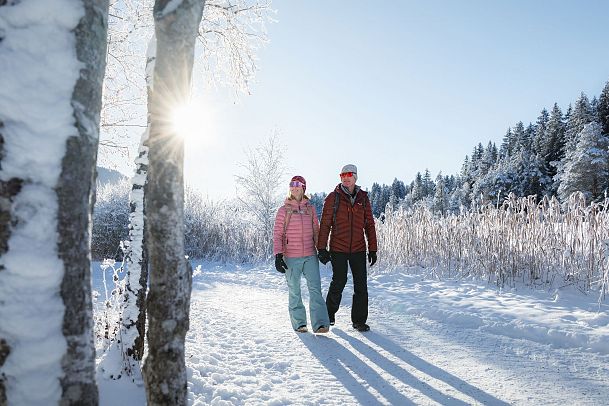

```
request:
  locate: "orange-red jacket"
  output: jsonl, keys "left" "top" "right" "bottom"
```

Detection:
{"left": 317, "top": 184, "right": 377, "bottom": 254}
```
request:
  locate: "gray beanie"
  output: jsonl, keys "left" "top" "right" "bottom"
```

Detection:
{"left": 340, "top": 164, "right": 358, "bottom": 181}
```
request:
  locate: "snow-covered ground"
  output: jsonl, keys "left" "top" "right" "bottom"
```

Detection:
{"left": 93, "top": 262, "right": 609, "bottom": 405}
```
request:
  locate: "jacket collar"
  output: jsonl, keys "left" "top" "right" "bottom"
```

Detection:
{"left": 336, "top": 183, "right": 360, "bottom": 197}
{"left": 284, "top": 197, "right": 309, "bottom": 208}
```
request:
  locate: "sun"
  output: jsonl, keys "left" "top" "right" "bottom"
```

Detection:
{"left": 171, "top": 101, "right": 205, "bottom": 142}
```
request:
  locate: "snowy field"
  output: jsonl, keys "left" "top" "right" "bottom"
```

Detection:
{"left": 93, "top": 262, "right": 609, "bottom": 405}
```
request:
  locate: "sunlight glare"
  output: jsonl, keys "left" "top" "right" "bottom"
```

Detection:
{"left": 171, "top": 100, "right": 212, "bottom": 146}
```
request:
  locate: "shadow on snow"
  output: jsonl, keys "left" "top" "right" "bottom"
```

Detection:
{"left": 300, "top": 328, "right": 509, "bottom": 406}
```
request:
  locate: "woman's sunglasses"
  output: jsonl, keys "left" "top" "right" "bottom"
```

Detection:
{"left": 289, "top": 181, "right": 304, "bottom": 187}
{"left": 340, "top": 172, "right": 355, "bottom": 178}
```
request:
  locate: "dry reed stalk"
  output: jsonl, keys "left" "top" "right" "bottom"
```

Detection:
{"left": 376, "top": 192, "right": 609, "bottom": 296}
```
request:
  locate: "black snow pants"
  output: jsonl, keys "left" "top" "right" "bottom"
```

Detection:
{"left": 325, "top": 251, "right": 368, "bottom": 324}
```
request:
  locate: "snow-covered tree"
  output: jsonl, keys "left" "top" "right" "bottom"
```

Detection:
{"left": 142, "top": 0, "right": 204, "bottom": 404}
{"left": 369, "top": 182, "right": 382, "bottom": 216}
{"left": 410, "top": 172, "right": 424, "bottom": 203}
{"left": 99, "top": 0, "right": 274, "bottom": 160}
{"left": 532, "top": 108, "right": 549, "bottom": 156}
{"left": 511, "top": 121, "right": 527, "bottom": 154}
{"left": 557, "top": 122, "right": 609, "bottom": 203}
{"left": 391, "top": 178, "right": 407, "bottom": 201}
{"left": 422, "top": 169, "right": 435, "bottom": 197}
{"left": 433, "top": 172, "right": 448, "bottom": 215}
{"left": 380, "top": 183, "right": 391, "bottom": 213}
{"left": 499, "top": 127, "right": 514, "bottom": 158}
{"left": 0, "top": 0, "right": 108, "bottom": 404}
{"left": 235, "top": 132, "right": 286, "bottom": 258}
{"left": 91, "top": 179, "right": 131, "bottom": 260}
{"left": 479, "top": 141, "right": 497, "bottom": 177}
{"left": 308, "top": 192, "right": 327, "bottom": 218}
{"left": 565, "top": 92, "right": 594, "bottom": 153}
{"left": 542, "top": 103, "right": 566, "bottom": 194}
{"left": 108, "top": 0, "right": 274, "bottom": 384}
{"left": 118, "top": 36, "right": 156, "bottom": 377}
{"left": 448, "top": 180, "right": 470, "bottom": 213}
{"left": 598, "top": 80, "right": 609, "bottom": 135}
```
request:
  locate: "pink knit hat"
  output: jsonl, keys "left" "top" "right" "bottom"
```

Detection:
{"left": 289, "top": 175, "right": 306, "bottom": 193}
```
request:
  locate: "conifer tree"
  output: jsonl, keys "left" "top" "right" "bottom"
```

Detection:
{"left": 499, "top": 127, "right": 514, "bottom": 158}
{"left": 523, "top": 123, "right": 535, "bottom": 151}
{"left": 479, "top": 141, "right": 496, "bottom": 177}
{"left": 565, "top": 93, "right": 594, "bottom": 152}
{"left": 411, "top": 172, "right": 424, "bottom": 203}
{"left": 422, "top": 169, "right": 435, "bottom": 197}
{"left": 557, "top": 122, "right": 609, "bottom": 203}
{"left": 511, "top": 121, "right": 526, "bottom": 155}
{"left": 391, "top": 178, "right": 407, "bottom": 201}
{"left": 433, "top": 173, "right": 448, "bottom": 215}
{"left": 544, "top": 103, "right": 566, "bottom": 194}
{"left": 598, "top": 80, "right": 609, "bottom": 135}
{"left": 369, "top": 183, "right": 382, "bottom": 217}
{"left": 533, "top": 108, "right": 550, "bottom": 155}
{"left": 380, "top": 184, "right": 391, "bottom": 212}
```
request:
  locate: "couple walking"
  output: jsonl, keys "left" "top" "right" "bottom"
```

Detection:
{"left": 272, "top": 164, "right": 378, "bottom": 334}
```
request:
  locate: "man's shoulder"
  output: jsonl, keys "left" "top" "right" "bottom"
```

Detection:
{"left": 324, "top": 187, "right": 341, "bottom": 202}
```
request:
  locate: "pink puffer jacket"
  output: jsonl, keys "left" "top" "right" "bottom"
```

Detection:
{"left": 273, "top": 198, "right": 319, "bottom": 258}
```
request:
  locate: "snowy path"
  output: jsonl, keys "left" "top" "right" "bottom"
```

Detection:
{"left": 184, "top": 264, "right": 609, "bottom": 405}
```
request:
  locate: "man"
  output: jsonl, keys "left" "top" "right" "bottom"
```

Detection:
{"left": 317, "top": 164, "right": 377, "bottom": 332}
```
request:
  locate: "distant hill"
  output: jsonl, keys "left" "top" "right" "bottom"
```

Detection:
{"left": 96, "top": 166, "right": 129, "bottom": 187}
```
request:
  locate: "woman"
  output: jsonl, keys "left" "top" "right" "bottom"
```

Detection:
{"left": 273, "top": 176, "right": 330, "bottom": 333}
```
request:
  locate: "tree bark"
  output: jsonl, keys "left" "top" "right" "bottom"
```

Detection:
{"left": 0, "top": 171, "right": 21, "bottom": 406}
{"left": 143, "top": 1, "right": 204, "bottom": 404}
{"left": 121, "top": 128, "right": 150, "bottom": 365}
{"left": 0, "top": 0, "right": 108, "bottom": 404}
{"left": 119, "top": 36, "right": 155, "bottom": 367}
{"left": 57, "top": 0, "right": 109, "bottom": 404}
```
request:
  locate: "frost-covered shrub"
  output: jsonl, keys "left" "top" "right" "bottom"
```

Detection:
{"left": 92, "top": 179, "right": 130, "bottom": 260}
{"left": 184, "top": 187, "right": 269, "bottom": 262}
{"left": 92, "top": 259, "right": 126, "bottom": 353}
{"left": 92, "top": 182, "right": 272, "bottom": 263}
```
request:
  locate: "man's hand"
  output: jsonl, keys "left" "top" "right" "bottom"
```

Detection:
{"left": 368, "top": 251, "right": 377, "bottom": 267}
{"left": 318, "top": 249, "right": 331, "bottom": 265}
{"left": 275, "top": 253, "right": 288, "bottom": 273}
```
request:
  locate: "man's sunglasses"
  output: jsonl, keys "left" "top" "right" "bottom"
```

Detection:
{"left": 340, "top": 172, "right": 355, "bottom": 178}
{"left": 289, "top": 181, "right": 305, "bottom": 187}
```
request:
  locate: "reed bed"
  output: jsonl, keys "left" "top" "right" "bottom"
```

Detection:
{"left": 377, "top": 192, "right": 609, "bottom": 296}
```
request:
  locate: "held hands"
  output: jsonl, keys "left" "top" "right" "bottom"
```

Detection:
{"left": 368, "top": 251, "right": 377, "bottom": 267}
{"left": 318, "top": 249, "right": 331, "bottom": 265}
{"left": 275, "top": 253, "right": 288, "bottom": 273}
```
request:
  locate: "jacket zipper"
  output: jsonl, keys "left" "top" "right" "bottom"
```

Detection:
{"left": 348, "top": 192, "right": 354, "bottom": 253}
{"left": 300, "top": 202, "right": 305, "bottom": 257}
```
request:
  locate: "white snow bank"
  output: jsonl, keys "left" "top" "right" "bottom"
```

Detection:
{"left": 371, "top": 268, "right": 609, "bottom": 355}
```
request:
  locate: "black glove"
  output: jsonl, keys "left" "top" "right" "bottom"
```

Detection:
{"left": 275, "top": 253, "right": 288, "bottom": 273}
{"left": 318, "top": 249, "right": 331, "bottom": 265}
{"left": 368, "top": 251, "right": 377, "bottom": 267}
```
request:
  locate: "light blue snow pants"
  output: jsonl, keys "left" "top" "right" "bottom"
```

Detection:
{"left": 284, "top": 255, "right": 330, "bottom": 331}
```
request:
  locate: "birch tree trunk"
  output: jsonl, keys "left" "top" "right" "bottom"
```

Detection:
{"left": 142, "top": 1, "right": 204, "bottom": 404}
{"left": 58, "top": 2, "right": 109, "bottom": 402}
{"left": 0, "top": 0, "right": 108, "bottom": 404}
{"left": 119, "top": 37, "right": 155, "bottom": 371}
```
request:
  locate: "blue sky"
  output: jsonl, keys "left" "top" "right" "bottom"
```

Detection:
{"left": 184, "top": 0, "right": 609, "bottom": 198}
